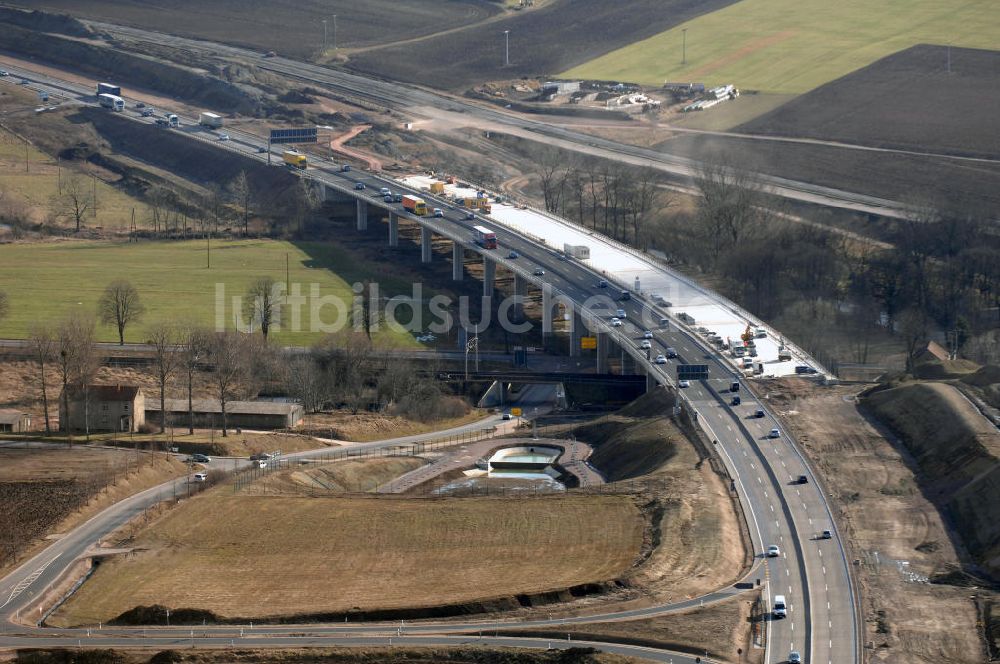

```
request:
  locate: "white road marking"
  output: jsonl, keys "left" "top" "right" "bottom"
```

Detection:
{"left": 0, "top": 552, "right": 62, "bottom": 609}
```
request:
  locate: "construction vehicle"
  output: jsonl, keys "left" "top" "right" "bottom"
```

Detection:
{"left": 402, "top": 195, "right": 428, "bottom": 216}
{"left": 429, "top": 182, "right": 445, "bottom": 194}
{"left": 282, "top": 150, "right": 307, "bottom": 169}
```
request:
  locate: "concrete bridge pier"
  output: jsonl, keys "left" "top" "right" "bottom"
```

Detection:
{"left": 421, "top": 227, "right": 433, "bottom": 263}
{"left": 356, "top": 200, "right": 368, "bottom": 231}
{"left": 541, "top": 287, "right": 553, "bottom": 339}
{"left": 483, "top": 256, "right": 496, "bottom": 297}
{"left": 569, "top": 310, "right": 583, "bottom": 358}
{"left": 513, "top": 274, "right": 528, "bottom": 321}
{"left": 388, "top": 212, "right": 398, "bottom": 247}
{"left": 647, "top": 371, "right": 659, "bottom": 391}
{"left": 452, "top": 243, "right": 464, "bottom": 281}
{"left": 596, "top": 332, "right": 609, "bottom": 374}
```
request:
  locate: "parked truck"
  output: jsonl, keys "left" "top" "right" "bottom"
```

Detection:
{"left": 402, "top": 195, "right": 428, "bottom": 216}
{"left": 98, "top": 93, "right": 125, "bottom": 111}
{"left": 429, "top": 182, "right": 445, "bottom": 194}
{"left": 282, "top": 150, "right": 307, "bottom": 169}
{"left": 563, "top": 243, "right": 590, "bottom": 259}
{"left": 96, "top": 82, "right": 121, "bottom": 97}
{"left": 199, "top": 112, "right": 223, "bottom": 128}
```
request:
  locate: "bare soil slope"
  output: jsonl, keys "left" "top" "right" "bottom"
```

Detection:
{"left": 865, "top": 381, "right": 1000, "bottom": 580}
{"left": 49, "top": 493, "right": 644, "bottom": 625}
{"left": 765, "top": 378, "right": 985, "bottom": 663}
{"left": 347, "top": 0, "right": 736, "bottom": 90}
{"left": 736, "top": 45, "right": 1000, "bottom": 159}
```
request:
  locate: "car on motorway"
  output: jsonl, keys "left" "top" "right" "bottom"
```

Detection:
{"left": 767, "top": 544, "right": 781, "bottom": 557}
{"left": 754, "top": 409, "right": 765, "bottom": 418}
{"left": 678, "top": 379, "right": 690, "bottom": 388}
{"left": 640, "top": 340, "right": 652, "bottom": 349}
{"left": 217, "top": 133, "right": 230, "bottom": 141}
{"left": 610, "top": 317, "right": 622, "bottom": 327}
{"left": 507, "top": 250, "right": 519, "bottom": 259}
{"left": 820, "top": 529, "right": 832, "bottom": 539}
{"left": 615, "top": 308, "right": 627, "bottom": 318}
{"left": 341, "top": 164, "right": 351, "bottom": 172}
{"left": 796, "top": 474, "right": 808, "bottom": 484}
{"left": 0, "top": 70, "right": 8, "bottom": 76}
{"left": 654, "top": 354, "right": 667, "bottom": 364}
{"left": 141, "top": 109, "right": 155, "bottom": 117}
{"left": 187, "top": 453, "right": 211, "bottom": 463}
{"left": 731, "top": 395, "right": 741, "bottom": 406}
{"left": 595, "top": 279, "right": 608, "bottom": 288}
{"left": 788, "top": 652, "right": 802, "bottom": 664}
{"left": 19, "top": 78, "right": 29, "bottom": 85}
{"left": 501, "top": 412, "right": 512, "bottom": 420}
{"left": 135, "top": 101, "right": 145, "bottom": 108}
{"left": 379, "top": 187, "right": 391, "bottom": 197}
{"left": 257, "top": 146, "right": 267, "bottom": 153}
{"left": 433, "top": 208, "right": 443, "bottom": 217}
{"left": 193, "top": 473, "right": 208, "bottom": 482}
{"left": 773, "top": 594, "right": 787, "bottom": 618}
{"left": 154, "top": 118, "right": 169, "bottom": 127}
{"left": 659, "top": 317, "right": 670, "bottom": 327}
{"left": 384, "top": 194, "right": 393, "bottom": 203}
{"left": 795, "top": 364, "right": 818, "bottom": 374}
{"left": 665, "top": 347, "right": 678, "bottom": 358}
{"left": 768, "top": 428, "right": 781, "bottom": 439}
{"left": 533, "top": 267, "right": 545, "bottom": 276}
{"left": 354, "top": 182, "right": 365, "bottom": 190}
{"left": 465, "top": 211, "right": 476, "bottom": 220}
{"left": 643, "top": 330, "right": 653, "bottom": 339}
{"left": 393, "top": 193, "right": 403, "bottom": 202}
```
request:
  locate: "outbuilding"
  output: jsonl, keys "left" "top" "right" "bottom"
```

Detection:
{"left": 0, "top": 409, "right": 31, "bottom": 433}
{"left": 146, "top": 399, "right": 304, "bottom": 431}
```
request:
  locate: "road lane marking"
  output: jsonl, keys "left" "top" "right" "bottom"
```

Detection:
{"left": 0, "top": 552, "right": 62, "bottom": 610}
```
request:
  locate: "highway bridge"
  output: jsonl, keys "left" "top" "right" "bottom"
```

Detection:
{"left": 1, "top": 59, "right": 860, "bottom": 664}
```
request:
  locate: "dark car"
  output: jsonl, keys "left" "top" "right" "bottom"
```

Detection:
{"left": 795, "top": 365, "right": 818, "bottom": 374}
{"left": 354, "top": 182, "right": 365, "bottom": 190}
{"left": 731, "top": 396, "right": 741, "bottom": 406}
{"left": 188, "top": 453, "right": 211, "bottom": 463}
{"left": 249, "top": 453, "right": 267, "bottom": 461}
{"left": 796, "top": 475, "right": 808, "bottom": 484}
{"left": 754, "top": 409, "right": 765, "bottom": 418}
{"left": 596, "top": 279, "right": 608, "bottom": 288}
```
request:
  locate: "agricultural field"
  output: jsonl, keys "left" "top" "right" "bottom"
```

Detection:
{"left": 0, "top": 444, "right": 187, "bottom": 573}
{"left": 656, "top": 131, "right": 1000, "bottom": 211}
{"left": 12, "top": 0, "right": 502, "bottom": 58}
{"left": 49, "top": 492, "right": 644, "bottom": 625}
{"left": 0, "top": 239, "right": 427, "bottom": 346}
{"left": 564, "top": 0, "right": 1000, "bottom": 96}
{"left": 346, "top": 0, "right": 735, "bottom": 89}
{"left": 735, "top": 45, "right": 1000, "bottom": 158}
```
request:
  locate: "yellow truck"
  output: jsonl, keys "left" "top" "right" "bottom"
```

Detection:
{"left": 282, "top": 150, "right": 307, "bottom": 169}
{"left": 429, "top": 182, "right": 445, "bottom": 194}
{"left": 460, "top": 197, "right": 492, "bottom": 214}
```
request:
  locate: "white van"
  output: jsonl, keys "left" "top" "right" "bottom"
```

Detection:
{"left": 773, "top": 594, "right": 787, "bottom": 618}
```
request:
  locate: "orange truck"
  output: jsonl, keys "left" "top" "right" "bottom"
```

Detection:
{"left": 402, "top": 195, "right": 428, "bottom": 216}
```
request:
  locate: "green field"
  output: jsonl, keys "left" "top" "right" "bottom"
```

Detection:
{"left": 0, "top": 129, "right": 144, "bottom": 228}
{"left": 564, "top": 0, "right": 1000, "bottom": 95}
{"left": 0, "top": 239, "right": 426, "bottom": 346}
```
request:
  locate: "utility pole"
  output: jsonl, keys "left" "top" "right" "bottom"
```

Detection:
{"left": 322, "top": 19, "right": 327, "bottom": 52}
{"left": 503, "top": 30, "right": 510, "bottom": 67}
{"left": 206, "top": 230, "right": 211, "bottom": 269}
{"left": 682, "top": 28, "right": 688, "bottom": 65}
{"left": 92, "top": 173, "right": 97, "bottom": 217}
{"left": 947, "top": 43, "right": 952, "bottom": 74}
{"left": 332, "top": 15, "right": 338, "bottom": 50}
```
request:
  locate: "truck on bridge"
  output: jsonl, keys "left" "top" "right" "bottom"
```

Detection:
{"left": 473, "top": 225, "right": 497, "bottom": 249}
{"left": 563, "top": 243, "right": 590, "bottom": 259}
{"left": 199, "top": 112, "right": 223, "bottom": 128}
{"left": 98, "top": 93, "right": 125, "bottom": 111}
{"left": 282, "top": 150, "right": 307, "bottom": 169}
{"left": 402, "top": 195, "right": 428, "bottom": 216}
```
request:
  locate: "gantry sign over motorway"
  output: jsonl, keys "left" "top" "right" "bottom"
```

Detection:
{"left": 677, "top": 364, "right": 709, "bottom": 380}
{"left": 269, "top": 127, "right": 318, "bottom": 144}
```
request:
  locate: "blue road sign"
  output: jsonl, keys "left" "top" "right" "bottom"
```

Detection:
{"left": 269, "top": 127, "right": 318, "bottom": 144}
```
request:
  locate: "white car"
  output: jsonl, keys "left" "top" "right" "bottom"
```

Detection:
{"left": 654, "top": 354, "right": 667, "bottom": 364}
{"left": 616, "top": 308, "right": 627, "bottom": 319}
{"left": 640, "top": 340, "right": 652, "bottom": 349}
{"left": 767, "top": 544, "right": 781, "bottom": 557}
{"left": 433, "top": 208, "right": 443, "bottom": 217}
{"left": 643, "top": 330, "right": 653, "bottom": 339}
{"left": 610, "top": 317, "right": 623, "bottom": 327}
{"left": 217, "top": 133, "right": 230, "bottom": 141}
{"left": 769, "top": 428, "right": 781, "bottom": 439}
{"left": 788, "top": 652, "right": 802, "bottom": 664}
{"left": 193, "top": 473, "right": 208, "bottom": 482}
{"left": 678, "top": 380, "right": 690, "bottom": 388}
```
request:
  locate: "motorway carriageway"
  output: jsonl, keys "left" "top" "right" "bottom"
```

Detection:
{"left": 1, "top": 65, "right": 859, "bottom": 664}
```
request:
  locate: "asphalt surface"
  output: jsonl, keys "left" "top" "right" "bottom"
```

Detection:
{"left": 0, "top": 61, "right": 859, "bottom": 664}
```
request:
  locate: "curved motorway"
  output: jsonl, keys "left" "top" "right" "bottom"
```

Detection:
{"left": 0, "top": 63, "right": 860, "bottom": 664}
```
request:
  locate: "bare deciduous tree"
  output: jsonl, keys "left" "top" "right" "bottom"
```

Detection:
{"left": 0, "top": 290, "right": 7, "bottom": 324}
{"left": 244, "top": 276, "right": 280, "bottom": 339}
{"left": 56, "top": 314, "right": 98, "bottom": 440}
{"left": 51, "top": 175, "right": 94, "bottom": 232}
{"left": 28, "top": 323, "right": 55, "bottom": 434}
{"left": 228, "top": 171, "right": 253, "bottom": 237}
{"left": 284, "top": 355, "right": 327, "bottom": 413}
{"left": 206, "top": 331, "right": 249, "bottom": 436}
{"left": 98, "top": 279, "right": 145, "bottom": 345}
{"left": 146, "top": 322, "right": 182, "bottom": 433}
{"left": 181, "top": 325, "right": 211, "bottom": 435}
